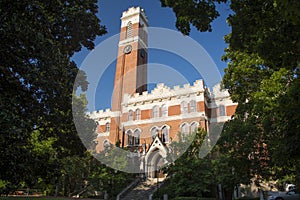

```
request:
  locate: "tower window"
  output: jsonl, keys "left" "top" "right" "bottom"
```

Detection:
{"left": 126, "top": 22, "right": 133, "bottom": 38}
{"left": 190, "top": 100, "right": 197, "bottom": 112}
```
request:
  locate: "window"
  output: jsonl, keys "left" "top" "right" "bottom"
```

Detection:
{"left": 136, "top": 109, "right": 141, "bottom": 120}
{"left": 162, "top": 126, "right": 169, "bottom": 143}
{"left": 190, "top": 100, "right": 197, "bottom": 112}
{"left": 190, "top": 122, "right": 198, "bottom": 133}
{"left": 134, "top": 129, "right": 141, "bottom": 146}
{"left": 162, "top": 104, "right": 168, "bottom": 117}
{"left": 128, "top": 110, "right": 133, "bottom": 121}
{"left": 219, "top": 105, "right": 226, "bottom": 116}
{"left": 152, "top": 105, "right": 159, "bottom": 118}
{"left": 181, "top": 123, "right": 189, "bottom": 134}
{"left": 103, "top": 139, "right": 110, "bottom": 148}
{"left": 105, "top": 122, "right": 110, "bottom": 132}
{"left": 151, "top": 127, "right": 158, "bottom": 140}
{"left": 126, "top": 130, "right": 133, "bottom": 146}
{"left": 181, "top": 101, "right": 188, "bottom": 114}
{"left": 126, "top": 22, "right": 133, "bottom": 38}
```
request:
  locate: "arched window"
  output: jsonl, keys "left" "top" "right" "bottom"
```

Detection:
{"left": 126, "top": 130, "right": 133, "bottom": 146}
{"left": 128, "top": 110, "right": 133, "bottom": 121}
{"left": 151, "top": 127, "right": 158, "bottom": 140}
{"left": 136, "top": 109, "right": 141, "bottom": 120}
{"left": 103, "top": 139, "right": 110, "bottom": 148}
{"left": 219, "top": 105, "right": 226, "bottom": 116}
{"left": 190, "top": 122, "right": 198, "bottom": 133}
{"left": 190, "top": 100, "right": 197, "bottom": 112}
{"left": 152, "top": 105, "right": 159, "bottom": 118}
{"left": 162, "top": 126, "right": 169, "bottom": 143}
{"left": 181, "top": 123, "right": 189, "bottom": 141}
{"left": 134, "top": 129, "right": 141, "bottom": 146}
{"left": 181, "top": 123, "right": 189, "bottom": 134}
{"left": 105, "top": 122, "right": 110, "bottom": 132}
{"left": 162, "top": 104, "right": 168, "bottom": 117}
{"left": 126, "top": 22, "right": 133, "bottom": 38}
{"left": 181, "top": 101, "right": 188, "bottom": 114}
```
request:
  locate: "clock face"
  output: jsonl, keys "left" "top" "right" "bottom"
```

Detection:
{"left": 124, "top": 45, "right": 132, "bottom": 54}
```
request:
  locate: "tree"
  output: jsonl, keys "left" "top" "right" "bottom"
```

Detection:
{"left": 160, "top": 0, "right": 227, "bottom": 35}
{"left": 221, "top": 0, "right": 300, "bottom": 187}
{"left": 0, "top": 0, "right": 106, "bottom": 193}
{"left": 163, "top": 0, "right": 300, "bottom": 191}
{"left": 163, "top": 129, "right": 214, "bottom": 198}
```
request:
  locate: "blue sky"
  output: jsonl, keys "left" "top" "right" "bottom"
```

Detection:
{"left": 72, "top": 0, "right": 232, "bottom": 111}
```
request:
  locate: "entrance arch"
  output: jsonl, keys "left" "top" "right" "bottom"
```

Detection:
{"left": 145, "top": 136, "right": 168, "bottom": 178}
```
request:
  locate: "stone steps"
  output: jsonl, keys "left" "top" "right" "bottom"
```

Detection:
{"left": 121, "top": 179, "right": 159, "bottom": 200}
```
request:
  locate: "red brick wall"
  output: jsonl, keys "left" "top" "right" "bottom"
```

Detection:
{"left": 168, "top": 105, "right": 180, "bottom": 116}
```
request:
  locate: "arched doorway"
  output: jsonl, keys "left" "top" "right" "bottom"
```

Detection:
{"left": 145, "top": 136, "right": 168, "bottom": 179}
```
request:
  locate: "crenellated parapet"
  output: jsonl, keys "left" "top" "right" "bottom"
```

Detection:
{"left": 87, "top": 108, "right": 112, "bottom": 119}
{"left": 123, "top": 79, "right": 206, "bottom": 106}
{"left": 121, "top": 6, "right": 148, "bottom": 28}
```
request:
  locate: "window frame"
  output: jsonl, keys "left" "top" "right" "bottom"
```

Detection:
{"left": 162, "top": 126, "right": 169, "bottom": 143}
{"left": 152, "top": 105, "right": 160, "bottom": 118}
{"left": 181, "top": 101, "right": 188, "bottom": 114}
{"left": 190, "top": 100, "right": 197, "bottom": 113}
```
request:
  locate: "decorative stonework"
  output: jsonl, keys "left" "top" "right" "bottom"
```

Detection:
{"left": 123, "top": 79, "right": 206, "bottom": 107}
{"left": 121, "top": 7, "right": 148, "bottom": 28}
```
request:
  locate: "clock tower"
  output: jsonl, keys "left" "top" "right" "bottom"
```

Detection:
{"left": 110, "top": 7, "right": 148, "bottom": 143}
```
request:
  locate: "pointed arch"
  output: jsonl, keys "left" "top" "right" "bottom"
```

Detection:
{"left": 150, "top": 126, "right": 159, "bottom": 140}
{"left": 161, "top": 125, "right": 170, "bottom": 143}
{"left": 180, "top": 122, "right": 189, "bottom": 134}
{"left": 126, "top": 129, "right": 133, "bottom": 146}
{"left": 105, "top": 122, "right": 110, "bottom": 132}
{"left": 134, "top": 128, "right": 141, "bottom": 146}
{"left": 128, "top": 109, "right": 133, "bottom": 121}
{"left": 126, "top": 21, "right": 133, "bottom": 38}
{"left": 103, "top": 139, "right": 110, "bottom": 148}
{"left": 190, "top": 121, "right": 199, "bottom": 133}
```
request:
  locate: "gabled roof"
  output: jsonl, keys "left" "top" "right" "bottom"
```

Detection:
{"left": 145, "top": 136, "right": 168, "bottom": 162}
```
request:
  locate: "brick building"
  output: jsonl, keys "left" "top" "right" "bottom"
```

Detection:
{"left": 88, "top": 7, "right": 237, "bottom": 177}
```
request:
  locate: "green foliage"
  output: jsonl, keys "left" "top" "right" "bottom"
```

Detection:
{"left": 164, "top": 129, "right": 214, "bottom": 198}
{"left": 221, "top": 0, "right": 300, "bottom": 187}
{"left": 160, "top": 0, "right": 227, "bottom": 35}
{"left": 165, "top": 0, "right": 300, "bottom": 192}
{"left": 0, "top": 0, "right": 106, "bottom": 194}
